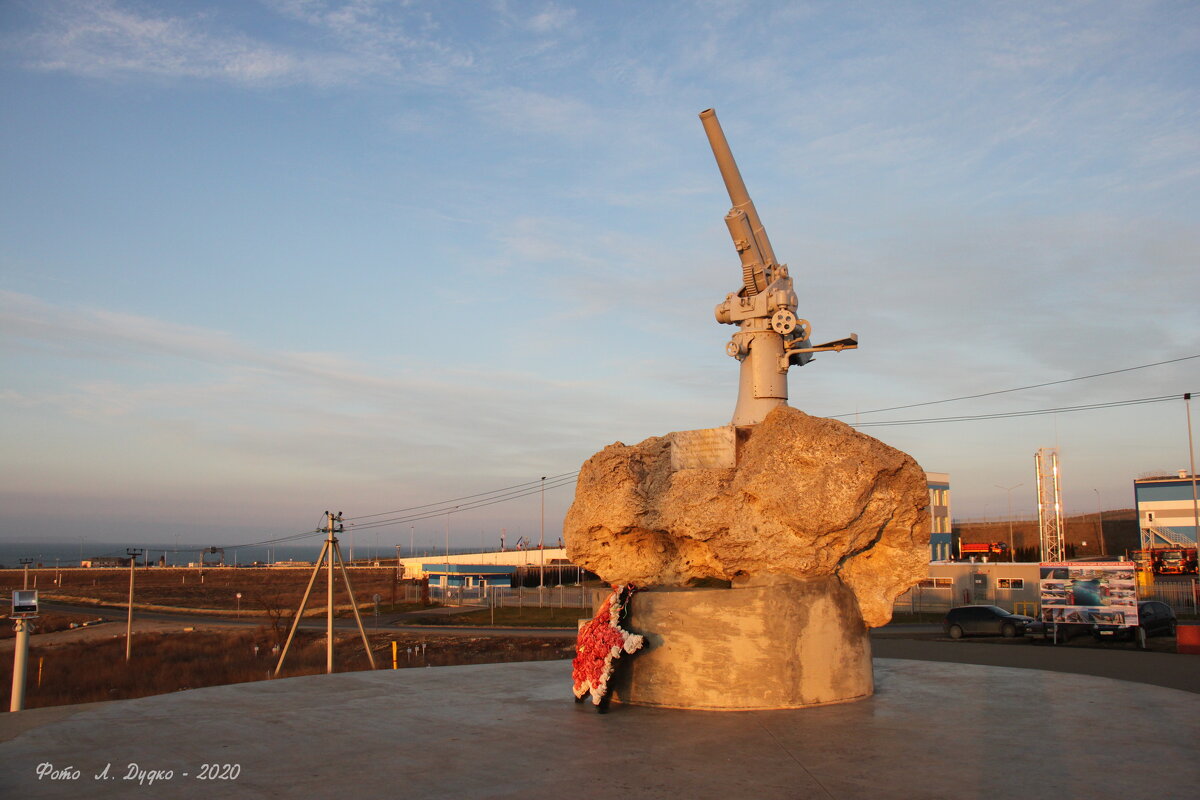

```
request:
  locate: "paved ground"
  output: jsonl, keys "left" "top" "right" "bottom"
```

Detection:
{"left": 1, "top": 658, "right": 1197, "bottom": 799}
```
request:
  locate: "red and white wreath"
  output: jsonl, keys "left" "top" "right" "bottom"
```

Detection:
{"left": 572, "top": 584, "right": 644, "bottom": 705}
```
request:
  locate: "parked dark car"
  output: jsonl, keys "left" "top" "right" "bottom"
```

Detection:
{"left": 944, "top": 605, "right": 1035, "bottom": 639}
{"left": 1092, "top": 601, "right": 1177, "bottom": 642}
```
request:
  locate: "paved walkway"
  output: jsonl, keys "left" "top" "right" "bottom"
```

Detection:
{"left": 2, "top": 658, "right": 1197, "bottom": 799}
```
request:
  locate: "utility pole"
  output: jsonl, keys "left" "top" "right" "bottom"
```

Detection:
{"left": 125, "top": 548, "right": 143, "bottom": 662}
{"left": 327, "top": 515, "right": 335, "bottom": 673}
{"left": 995, "top": 484, "right": 1022, "bottom": 561}
{"left": 275, "top": 512, "right": 376, "bottom": 676}
{"left": 19, "top": 559, "right": 33, "bottom": 590}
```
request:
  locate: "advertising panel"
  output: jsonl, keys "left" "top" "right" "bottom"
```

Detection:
{"left": 1038, "top": 563, "right": 1138, "bottom": 626}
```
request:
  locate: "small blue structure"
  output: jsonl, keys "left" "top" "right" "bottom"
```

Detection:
{"left": 422, "top": 563, "right": 515, "bottom": 588}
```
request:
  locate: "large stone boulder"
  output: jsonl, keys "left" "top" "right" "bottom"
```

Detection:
{"left": 564, "top": 405, "right": 930, "bottom": 627}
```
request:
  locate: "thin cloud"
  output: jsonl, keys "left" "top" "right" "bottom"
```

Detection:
{"left": 13, "top": 0, "right": 471, "bottom": 87}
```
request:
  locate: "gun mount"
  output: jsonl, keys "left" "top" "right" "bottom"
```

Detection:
{"left": 699, "top": 108, "right": 857, "bottom": 427}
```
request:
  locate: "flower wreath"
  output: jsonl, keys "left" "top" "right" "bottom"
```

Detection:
{"left": 572, "top": 584, "right": 644, "bottom": 706}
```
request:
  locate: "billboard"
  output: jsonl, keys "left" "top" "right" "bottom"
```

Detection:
{"left": 1038, "top": 563, "right": 1138, "bottom": 626}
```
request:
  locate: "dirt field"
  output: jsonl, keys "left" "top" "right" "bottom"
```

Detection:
{"left": 1, "top": 625, "right": 574, "bottom": 711}
{"left": 0, "top": 566, "right": 416, "bottom": 615}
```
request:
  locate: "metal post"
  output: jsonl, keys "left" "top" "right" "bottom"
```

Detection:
{"left": 10, "top": 618, "right": 30, "bottom": 712}
{"left": 20, "top": 559, "right": 32, "bottom": 590}
{"left": 125, "top": 548, "right": 143, "bottom": 662}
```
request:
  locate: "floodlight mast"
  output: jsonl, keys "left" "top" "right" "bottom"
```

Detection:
{"left": 699, "top": 108, "right": 858, "bottom": 427}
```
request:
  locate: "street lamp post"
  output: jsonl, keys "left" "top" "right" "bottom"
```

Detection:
{"left": 539, "top": 476, "right": 546, "bottom": 590}
{"left": 995, "top": 483, "right": 1023, "bottom": 561}
{"left": 1093, "top": 488, "right": 1107, "bottom": 556}
{"left": 444, "top": 507, "right": 458, "bottom": 601}
{"left": 1186, "top": 393, "right": 1200, "bottom": 554}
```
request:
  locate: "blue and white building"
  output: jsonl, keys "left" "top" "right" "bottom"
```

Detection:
{"left": 927, "top": 472, "right": 952, "bottom": 561}
{"left": 1134, "top": 472, "right": 1200, "bottom": 548}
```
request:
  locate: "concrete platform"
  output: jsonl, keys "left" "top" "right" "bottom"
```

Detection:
{"left": 2, "top": 658, "right": 1197, "bottom": 799}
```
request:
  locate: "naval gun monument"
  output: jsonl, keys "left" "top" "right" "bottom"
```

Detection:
{"left": 565, "top": 109, "right": 930, "bottom": 710}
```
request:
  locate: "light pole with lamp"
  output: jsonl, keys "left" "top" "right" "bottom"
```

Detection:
{"left": 444, "top": 506, "right": 458, "bottom": 602}
{"left": 539, "top": 476, "right": 546, "bottom": 590}
{"left": 1092, "top": 488, "right": 1107, "bottom": 556}
{"left": 1186, "top": 393, "right": 1200, "bottom": 555}
{"left": 995, "top": 483, "right": 1022, "bottom": 561}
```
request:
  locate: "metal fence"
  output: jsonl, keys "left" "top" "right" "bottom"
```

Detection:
{"left": 891, "top": 586, "right": 955, "bottom": 615}
{"left": 1141, "top": 580, "right": 1198, "bottom": 615}
{"left": 426, "top": 583, "right": 593, "bottom": 609}
{"left": 890, "top": 579, "right": 1198, "bottom": 617}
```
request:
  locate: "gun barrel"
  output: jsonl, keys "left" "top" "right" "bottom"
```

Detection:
{"left": 699, "top": 108, "right": 777, "bottom": 269}
{"left": 699, "top": 108, "right": 753, "bottom": 210}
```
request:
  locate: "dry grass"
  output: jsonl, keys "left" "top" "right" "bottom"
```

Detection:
{"left": 0, "top": 566, "right": 417, "bottom": 613}
{"left": 1, "top": 626, "right": 574, "bottom": 711}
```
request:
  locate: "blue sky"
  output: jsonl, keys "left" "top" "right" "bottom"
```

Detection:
{"left": 1, "top": 0, "right": 1198, "bottom": 551}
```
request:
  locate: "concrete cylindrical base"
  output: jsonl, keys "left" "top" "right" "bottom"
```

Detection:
{"left": 603, "top": 575, "right": 873, "bottom": 710}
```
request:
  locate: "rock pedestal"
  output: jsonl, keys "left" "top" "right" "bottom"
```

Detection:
{"left": 566, "top": 405, "right": 930, "bottom": 710}
{"left": 604, "top": 576, "right": 873, "bottom": 710}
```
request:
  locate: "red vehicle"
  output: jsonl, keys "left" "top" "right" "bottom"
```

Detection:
{"left": 959, "top": 542, "right": 1009, "bottom": 560}
{"left": 1157, "top": 548, "right": 1187, "bottom": 575}
{"left": 1129, "top": 549, "right": 1154, "bottom": 572}
{"left": 1154, "top": 547, "right": 1197, "bottom": 575}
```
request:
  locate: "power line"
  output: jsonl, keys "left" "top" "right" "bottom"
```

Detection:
{"left": 103, "top": 355, "right": 1198, "bottom": 553}
{"left": 851, "top": 392, "right": 1190, "bottom": 428}
{"left": 832, "top": 353, "right": 1200, "bottom": 419}
{"left": 346, "top": 474, "right": 580, "bottom": 532}
{"left": 342, "top": 470, "right": 580, "bottom": 521}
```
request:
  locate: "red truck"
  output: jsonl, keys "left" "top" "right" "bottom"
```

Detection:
{"left": 1155, "top": 547, "right": 1197, "bottom": 575}
{"left": 1129, "top": 549, "right": 1154, "bottom": 572}
{"left": 959, "top": 542, "right": 1009, "bottom": 560}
